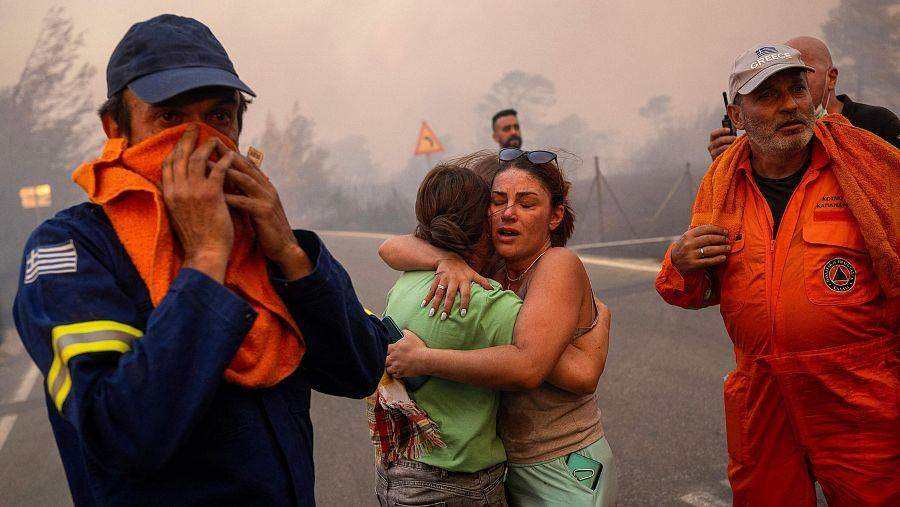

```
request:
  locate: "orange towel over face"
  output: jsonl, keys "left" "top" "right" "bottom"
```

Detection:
{"left": 692, "top": 114, "right": 900, "bottom": 298}
{"left": 73, "top": 123, "right": 304, "bottom": 387}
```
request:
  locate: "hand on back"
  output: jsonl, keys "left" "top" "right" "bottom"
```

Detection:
{"left": 386, "top": 330, "right": 427, "bottom": 378}
{"left": 424, "top": 257, "right": 493, "bottom": 320}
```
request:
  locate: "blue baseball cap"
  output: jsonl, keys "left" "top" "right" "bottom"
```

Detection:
{"left": 106, "top": 14, "right": 255, "bottom": 103}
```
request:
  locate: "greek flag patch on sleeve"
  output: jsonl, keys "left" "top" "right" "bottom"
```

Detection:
{"left": 24, "top": 240, "right": 78, "bottom": 284}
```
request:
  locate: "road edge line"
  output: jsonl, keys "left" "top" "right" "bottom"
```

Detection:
{"left": 14, "top": 364, "right": 39, "bottom": 403}
{"left": 578, "top": 255, "right": 662, "bottom": 273}
{"left": 0, "top": 364, "right": 40, "bottom": 453}
{"left": 0, "top": 415, "right": 18, "bottom": 453}
{"left": 316, "top": 230, "right": 664, "bottom": 274}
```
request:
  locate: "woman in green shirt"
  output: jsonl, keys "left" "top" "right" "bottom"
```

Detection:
{"left": 376, "top": 162, "right": 517, "bottom": 506}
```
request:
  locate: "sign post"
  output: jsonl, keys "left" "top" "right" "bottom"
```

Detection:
{"left": 413, "top": 121, "right": 444, "bottom": 170}
{"left": 20, "top": 184, "right": 52, "bottom": 224}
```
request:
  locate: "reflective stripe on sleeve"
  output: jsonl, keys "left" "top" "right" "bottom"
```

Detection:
{"left": 47, "top": 321, "right": 143, "bottom": 412}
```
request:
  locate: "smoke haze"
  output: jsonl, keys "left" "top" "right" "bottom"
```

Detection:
{"left": 3, "top": 0, "right": 898, "bottom": 307}
{"left": 2, "top": 0, "right": 837, "bottom": 172}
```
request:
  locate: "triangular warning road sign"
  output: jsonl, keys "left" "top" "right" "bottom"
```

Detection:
{"left": 414, "top": 121, "right": 444, "bottom": 156}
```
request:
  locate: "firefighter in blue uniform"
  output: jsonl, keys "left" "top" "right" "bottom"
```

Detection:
{"left": 13, "top": 14, "right": 389, "bottom": 506}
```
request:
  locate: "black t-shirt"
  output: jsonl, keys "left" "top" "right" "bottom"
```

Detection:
{"left": 838, "top": 94, "right": 900, "bottom": 148}
{"left": 754, "top": 158, "right": 810, "bottom": 235}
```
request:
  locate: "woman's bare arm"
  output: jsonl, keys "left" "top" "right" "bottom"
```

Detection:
{"left": 544, "top": 297, "right": 611, "bottom": 394}
{"left": 378, "top": 234, "right": 447, "bottom": 271}
{"left": 386, "top": 248, "right": 585, "bottom": 390}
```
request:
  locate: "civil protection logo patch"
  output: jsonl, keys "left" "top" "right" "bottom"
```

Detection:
{"left": 823, "top": 258, "right": 856, "bottom": 292}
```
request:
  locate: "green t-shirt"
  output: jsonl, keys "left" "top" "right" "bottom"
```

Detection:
{"left": 384, "top": 270, "right": 522, "bottom": 473}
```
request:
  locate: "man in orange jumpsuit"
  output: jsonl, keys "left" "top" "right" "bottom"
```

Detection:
{"left": 656, "top": 44, "right": 898, "bottom": 506}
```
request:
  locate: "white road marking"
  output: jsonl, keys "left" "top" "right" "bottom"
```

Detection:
{"left": 316, "top": 230, "right": 664, "bottom": 274}
{"left": 570, "top": 235, "right": 680, "bottom": 250}
{"left": 316, "top": 230, "right": 394, "bottom": 240}
{"left": 579, "top": 255, "right": 662, "bottom": 273}
{"left": 0, "top": 416, "right": 17, "bottom": 454}
{"left": 13, "top": 364, "right": 40, "bottom": 402}
{"left": 680, "top": 490, "right": 729, "bottom": 507}
{"left": 0, "top": 328, "right": 23, "bottom": 358}
{"left": 0, "top": 363, "right": 40, "bottom": 453}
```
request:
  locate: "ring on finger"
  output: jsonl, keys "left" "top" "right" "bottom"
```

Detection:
{"left": 436, "top": 284, "right": 446, "bottom": 291}
{"left": 699, "top": 247, "right": 705, "bottom": 258}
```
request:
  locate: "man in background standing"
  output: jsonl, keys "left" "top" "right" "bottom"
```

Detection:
{"left": 491, "top": 108, "right": 523, "bottom": 148}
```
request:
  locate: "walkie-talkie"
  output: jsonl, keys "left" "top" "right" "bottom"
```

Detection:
{"left": 721, "top": 92, "right": 737, "bottom": 136}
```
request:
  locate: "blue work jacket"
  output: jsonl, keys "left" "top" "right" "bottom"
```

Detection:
{"left": 13, "top": 203, "right": 389, "bottom": 506}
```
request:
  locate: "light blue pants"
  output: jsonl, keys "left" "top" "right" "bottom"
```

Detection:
{"left": 505, "top": 437, "right": 618, "bottom": 507}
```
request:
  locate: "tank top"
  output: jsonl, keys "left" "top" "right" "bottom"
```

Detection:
{"left": 497, "top": 258, "right": 605, "bottom": 463}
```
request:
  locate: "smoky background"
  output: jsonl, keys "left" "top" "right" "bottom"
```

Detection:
{"left": 1, "top": 0, "right": 897, "bottom": 317}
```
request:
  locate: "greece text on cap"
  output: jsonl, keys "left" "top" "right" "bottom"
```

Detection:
{"left": 750, "top": 52, "right": 793, "bottom": 69}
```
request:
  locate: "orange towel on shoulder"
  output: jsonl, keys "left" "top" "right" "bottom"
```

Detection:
{"left": 692, "top": 114, "right": 900, "bottom": 298}
{"left": 73, "top": 123, "right": 304, "bottom": 387}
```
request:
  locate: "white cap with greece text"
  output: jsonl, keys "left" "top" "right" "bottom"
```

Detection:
{"left": 728, "top": 44, "right": 815, "bottom": 103}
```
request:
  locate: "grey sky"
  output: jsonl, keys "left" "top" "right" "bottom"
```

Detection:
{"left": 0, "top": 0, "right": 835, "bottom": 173}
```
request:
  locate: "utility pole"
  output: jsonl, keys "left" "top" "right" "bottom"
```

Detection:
{"left": 595, "top": 163, "right": 637, "bottom": 239}
{"left": 593, "top": 156, "right": 603, "bottom": 242}
{"left": 648, "top": 162, "right": 693, "bottom": 231}
{"left": 684, "top": 162, "right": 696, "bottom": 197}
{"left": 19, "top": 184, "right": 52, "bottom": 228}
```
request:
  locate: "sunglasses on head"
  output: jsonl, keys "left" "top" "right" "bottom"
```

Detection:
{"left": 498, "top": 148, "right": 557, "bottom": 165}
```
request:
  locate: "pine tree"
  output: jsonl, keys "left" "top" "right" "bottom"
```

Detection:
{"left": 0, "top": 6, "right": 97, "bottom": 297}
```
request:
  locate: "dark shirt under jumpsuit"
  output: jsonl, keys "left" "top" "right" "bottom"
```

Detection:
{"left": 837, "top": 94, "right": 900, "bottom": 148}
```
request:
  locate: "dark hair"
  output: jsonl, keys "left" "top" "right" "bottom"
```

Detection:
{"left": 496, "top": 151, "right": 575, "bottom": 247}
{"left": 414, "top": 164, "right": 491, "bottom": 262}
{"left": 444, "top": 150, "right": 498, "bottom": 185}
{"left": 491, "top": 108, "right": 518, "bottom": 130}
{"left": 97, "top": 92, "right": 131, "bottom": 137}
{"left": 97, "top": 89, "right": 251, "bottom": 139}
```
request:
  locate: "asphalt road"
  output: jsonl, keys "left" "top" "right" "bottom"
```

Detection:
{"left": 0, "top": 231, "right": 770, "bottom": 506}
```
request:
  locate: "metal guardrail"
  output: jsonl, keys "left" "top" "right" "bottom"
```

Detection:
{"left": 314, "top": 229, "right": 679, "bottom": 254}
{"left": 569, "top": 235, "right": 680, "bottom": 251}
